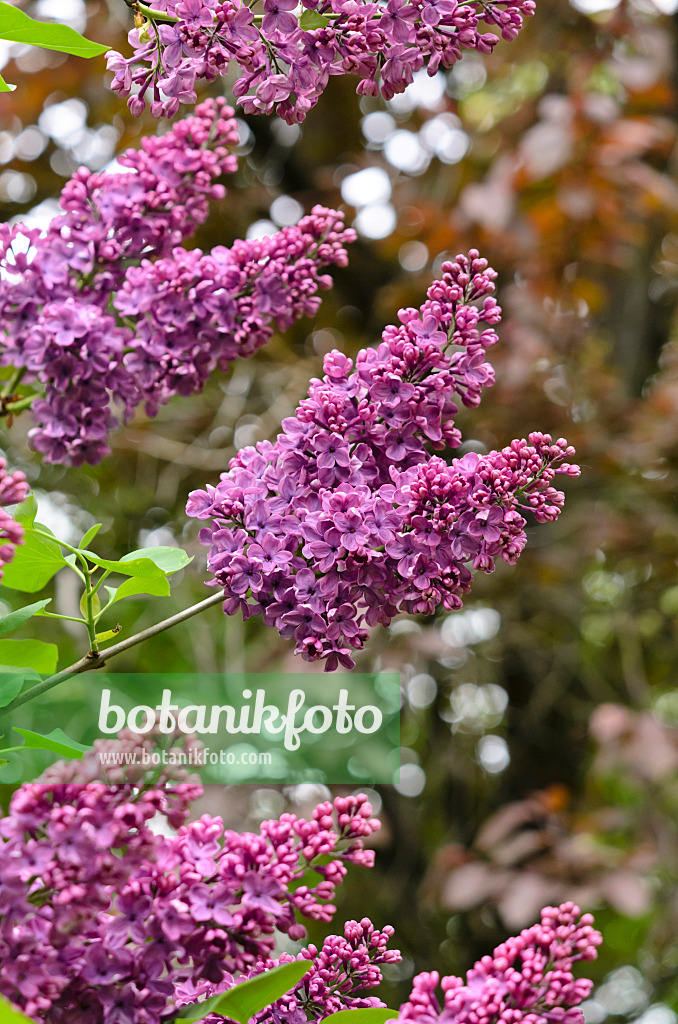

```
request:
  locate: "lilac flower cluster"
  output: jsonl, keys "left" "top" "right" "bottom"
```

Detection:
{"left": 175, "top": 919, "right": 400, "bottom": 1021}
{"left": 187, "top": 252, "right": 580, "bottom": 670}
{"left": 106, "top": 0, "right": 535, "bottom": 123}
{"left": 0, "top": 734, "right": 381, "bottom": 1024}
{"left": 0, "top": 457, "right": 29, "bottom": 582}
{"left": 114, "top": 208, "right": 355, "bottom": 418}
{"left": 398, "top": 903, "right": 602, "bottom": 1024}
{"left": 0, "top": 99, "right": 354, "bottom": 466}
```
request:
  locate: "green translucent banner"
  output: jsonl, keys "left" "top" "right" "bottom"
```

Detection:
{"left": 2, "top": 672, "right": 401, "bottom": 785}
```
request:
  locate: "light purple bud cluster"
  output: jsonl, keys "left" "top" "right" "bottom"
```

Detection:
{"left": 175, "top": 918, "right": 401, "bottom": 1022}
{"left": 187, "top": 252, "right": 580, "bottom": 670}
{"left": 0, "top": 734, "right": 380, "bottom": 1024}
{"left": 0, "top": 99, "right": 354, "bottom": 466}
{"left": 399, "top": 903, "right": 602, "bottom": 1024}
{"left": 106, "top": 0, "right": 535, "bottom": 123}
{"left": 0, "top": 457, "right": 29, "bottom": 581}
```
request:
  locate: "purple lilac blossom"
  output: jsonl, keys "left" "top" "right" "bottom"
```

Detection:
{"left": 106, "top": 0, "right": 535, "bottom": 123}
{"left": 0, "top": 458, "right": 29, "bottom": 581}
{"left": 187, "top": 252, "right": 581, "bottom": 671}
{"left": 177, "top": 904, "right": 600, "bottom": 1024}
{"left": 397, "top": 903, "right": 602, "bottom": 1024}
{"left": 174, "top": 920, "right": 401, "bottom": 1023}
{"left": 0, "top": 98, "right": 355, "bottom": 466}
{"left": 0, "top": 733, "right": 381, "bottom": 1023}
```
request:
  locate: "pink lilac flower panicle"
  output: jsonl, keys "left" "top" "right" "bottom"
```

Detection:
{"left": 0, "top": 96, "right": 355, "bottom": 466}
{"left": 399, "top": 903, "right": 602, "bottom": 1024}
{"left": 107, "top": 0, "right": 536, "bottom": 123}
{"left": 187, "top": 252, "right": 580, "bottom": 670}
{"left": 0, "top": 736, "right": 382, "bottom": 1024}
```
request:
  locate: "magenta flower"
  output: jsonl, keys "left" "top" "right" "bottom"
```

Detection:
{"left": 107, "top": 0, "right": 535, "bottom": 123}
{"left": 262, "top": 0, "right": 298, "bottom": 35}
{"left": 0, "top": 741, "right": 384, "bottom": 1024}
{"left": 189, "top": 253, "right": 580, "bottom": 671}
{"left": 0, "top": 99, "right": 354, "bottom": 467}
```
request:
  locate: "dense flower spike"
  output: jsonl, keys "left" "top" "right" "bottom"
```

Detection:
{"left": 398, "top": 903, "right": 602, "bottom": 1024}
{"left": 0, "top": 457, "right": 29, "bottom": 582}
{"left": 0, "top": 734, "right": 380, "bottom": 1024}
{"left": 106, "top": 0, "right": 535, "bottom": 123}
{"left": 0, "top": 98, "right": 354, "bottom": 465}
{"left": 187, "top": 252, "right": 580, "bottom": 670}
{"left": 115, "top": 208, "right": 355, "bottom": 418}
{"left": 175, "top": 919, "right": 401, "bottom": 1020}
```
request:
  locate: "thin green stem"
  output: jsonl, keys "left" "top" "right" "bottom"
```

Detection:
{"left": 0, "top": 366, "right": 25, "bottom": 399}
{"left": 136, "top": 1, "right": 180, "bottom": 22}
{"left": 39, "top": 611, "right": 89, "bottom": 625}
{"left": 1, "top": 393, "right": 36, "bottom": 414}
{"left": 83, "top": 573, "right": 100, "bottom": 656}
{"left": 91, "top": 569, "right": 112, "bottom": 599}
{"left": 1, "top": 589, "right": 227, "bottom": 715}
{"left": 32, "top": 529, "right": 100, "bottom": 653}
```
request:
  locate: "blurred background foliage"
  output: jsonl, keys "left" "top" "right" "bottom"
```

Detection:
{"left": 2, "top": 0, "right": 678, "bottom": 1019}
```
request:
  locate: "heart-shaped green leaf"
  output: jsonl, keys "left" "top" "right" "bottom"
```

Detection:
{"left": 177, "top": 961, "right": 313, "bottom": 1024}
{"left": 80, "top": 551, "right": 167, "bottom": 580}
{"left": 0, "top": 638, "right": 58, "bottom": 674}
{"left": 79, "top": 523, "right": 103, "bottom": 549}
{"left": 0, "top": 599, "right": 51, "bottom": 636}
{"left": 0, "top": 666, "right": 39, "bottom": 708}
{"left": 2, "top": 530, "right": 66, "bottom": 592}
{"left": 121, "top": 546, "right": 192, "bottom": 574}
{"left": 299, "top": 9, "right": 333, "bottom": 28}
{"left": 322, "top": 1010, "right": 400, "bottom": 1024}
{"left": 111, "top": 575, "right": 171, "bottom": 604}
{"left": 0, "top": 995, "right": 35, "bottom": 1024}
{"left": 13, "top": 493, "right": 37, "bottom": 528}
{"left": 1, "top": 727, "right": 90, "bottom": 760}
{"left": 0, "top": 1, "right": 108, "bottom": 55}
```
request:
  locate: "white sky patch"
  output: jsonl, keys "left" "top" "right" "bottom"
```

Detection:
{"left": 354, "top": 202, "right": 397, "bottom": 239}
{"left": 246, "top": 219, "right": 277, "bottom": 240}
{"left": 388, "top": 69, "right": 447, "bottom": 112}
{"left": 270, "top": 195, "right": 304, "bottom": 226}
{"left": 384, "top": 130, "right": 430, "bottom": 174}
{"left": 569, "top": 0, "right": 619, "bottom": 11}
{"left": 38, "top": 98, "right": 88, "bottom": 147}
{"left": 34, "top": 0, "right": 87, "bottom": 29}
{"left": 477, "top": 735, "right": 510, "bottom": 774}
{"left": 340, "top": 166, "right": 391, "bottom": 207}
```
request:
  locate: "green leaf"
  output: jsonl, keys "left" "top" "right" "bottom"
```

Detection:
{"left": 111, "top": 575, "right": 171, "bottom": 604}
{"left": 121, "top": 546, "right": 192, "bottom": 575}
{"left": 0, "top": 599, "right": 51, "bottom": 636}
{"left": 79, "top": 523, "right": 103, "bottom": 549}
{"left": 0, "top": 73, "right": 15, "bottom": 92}
{"left": 214, "top": 962, "right": 311, "bottom": 1024}
{"left": 0, "top": 638, "right": 58, "bottom": 673}
{"left": 95, "top": 625, "right": 122, "bottom": 642}
{"left": 0, "top": 666, "right": 39, "bottom": 708}
{"left": 178, "top": 962, "right": 313, "bottom": 1024}
{"left": 80, "top": 590, "right": 102, "bottom": 619}
{"left": 1, "top": 726, "right": 89, "bottom": 760}
{"left": 322, "top": 1011, "right": 399, "bottom": 1024}
{"left": 13, "top": 493, "right": 37, "bottom": 528}
{"left": 0, "top": 995, "right": 35, "bottom": 1024}
{"left": 299, "top": 9, "right": 332, "bottom": 28}
{"left": 2, "top": 528, "right": 67, "bottom": 592}
{"left": 175, "top": 995, "right": 224, "bottom": 1024}
{"left": 80, "top": 550, "right": 167, "bottom": 580}
{"left": 0, "top": 1, "right": 109, "bottom": 56}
